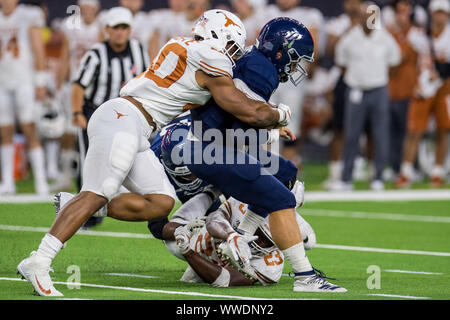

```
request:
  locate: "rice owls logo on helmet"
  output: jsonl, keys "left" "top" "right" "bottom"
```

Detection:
{"left": 192, "top": 9, "right": 247, "bottom": 66}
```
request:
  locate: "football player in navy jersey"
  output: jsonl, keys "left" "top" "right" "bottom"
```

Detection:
{"left": 184, "top": 17, "right": 347, "bottom": 292}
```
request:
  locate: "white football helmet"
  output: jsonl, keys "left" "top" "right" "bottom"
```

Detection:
{"left": 37, "top": 98, "right": 66, "bottom": 140}
{"left": 192, "top": 9, "right": 247, "bottom": 66}
{"left": 249, "top": 213, "right": 316, "bottom": 257}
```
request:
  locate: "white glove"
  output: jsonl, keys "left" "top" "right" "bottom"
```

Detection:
{"left": 219, "top": 232, "right": 257, "bottom": 267}
{"left": 174, "top": 226, "right": 191, "bottom": 255}
{"left": 292, "top": 180, "right": 305, "bottom": 209}
{"left": 218, "top": 232, "right": 259, "bottom": 281}
{"left": 277, "top": 103, "right": 292, "bottom": 127}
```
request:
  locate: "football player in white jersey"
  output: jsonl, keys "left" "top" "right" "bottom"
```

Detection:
{"left": 266, "top": 0, "right": 324, "bottom": 169}
{"left": 17, "top": 9, "right": 293, "bottom": 297}
{"left": 53, "top": 0, "right": 102, "bottom": 191}
{"left": 172, "top": 197, "right": 316, "bottom": 287}
{"left": 0, "top": 0, "right": 49, "bottom": 195}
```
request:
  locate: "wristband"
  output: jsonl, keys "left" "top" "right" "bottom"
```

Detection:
{"left": 34, "top": 71, "right": 48, "bottom": 87}
{"left": 73, "top": 111, "right": 83, "bottom": 117}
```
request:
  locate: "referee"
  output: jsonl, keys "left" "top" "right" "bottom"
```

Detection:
{"left": 71, "top": 7, "right": 149, "bottom": 227}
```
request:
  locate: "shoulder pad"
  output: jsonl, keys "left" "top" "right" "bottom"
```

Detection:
{"left": 233, "top": 49, "right": 279, "bottom": 101}
{"left": 188, "top": 42, "right": 233, "bottom": 78}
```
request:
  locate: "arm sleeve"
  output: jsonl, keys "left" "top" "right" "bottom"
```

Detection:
{"left": 26, "top": 6, "right": 45, "bottom": 28}
{"left": 335, "top": 35, "right": 349, "bottom": 68}
{"left": 73, "top": 48, "right": 100, "bottom": 89}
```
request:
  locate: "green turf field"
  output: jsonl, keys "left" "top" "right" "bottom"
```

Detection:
{"left": 1, "top": 198, "right": 449, "bottom": 300}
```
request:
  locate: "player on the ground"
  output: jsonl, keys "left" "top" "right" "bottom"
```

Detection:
{"left": 172, "top": 196, "right": 316, "bottom": 287}
{"left": 0, "top": 0, "right": 49, "bottom": 195}
{"left": 53, "top": 0, "right": 102, "bottom": 191}
{"left": 17, "top": 9, "right": 293, "bottom": 297}
{"left": 184, "top": 17, "right": 347, "bottom": 292}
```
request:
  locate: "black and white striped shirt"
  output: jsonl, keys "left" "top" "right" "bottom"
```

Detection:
{"left": 74, "top": 39, "right": 149, "bottom": 108}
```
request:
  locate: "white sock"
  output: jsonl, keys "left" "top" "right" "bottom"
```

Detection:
{"left": 0, "top": 145, "right": 15, "bottom": 186}
{"left": 171, "top": 193, "right": 213, "bottom": 224}
{"left": 45, "top": 141, "right": 60, "bottom": 178}
{"left": 29, "top": 147, "right": 48, "bottom": 187}
{"left": 401, "top": 162, "right": 414, "bottom": 179}
{"left": 430, "top": 165, "right": 444, "bottom": 178}
{"left": 329, "top": 161, "right": 342, "bottom": 180}
{"left": 36, "top": 233, "right": 64, "bottom": 264}
{"left": 236, "top": 209, "right": 265, "bottom": 236}
{"left": 282, "top": 242, "right": 313, "bottom": 274}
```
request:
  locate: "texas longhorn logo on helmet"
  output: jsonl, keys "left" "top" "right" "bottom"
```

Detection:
{"left": 218, "top": 11, "right": 241, "bottom": 29}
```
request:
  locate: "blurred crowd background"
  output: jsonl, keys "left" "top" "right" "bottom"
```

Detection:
{"left": 0, "top": 0, "right": 449, "bottom": 196}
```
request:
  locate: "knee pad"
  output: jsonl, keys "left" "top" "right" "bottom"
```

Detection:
{"left": 109, "top": 131, "right": 138, "bottom": 176}
{"left": 101, "top": 132, "right": 138, "bottom": 199}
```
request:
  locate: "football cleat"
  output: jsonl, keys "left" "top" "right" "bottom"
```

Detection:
{"left": 17, "top": 251, "right": 63, "bottom": 297}
{"left": 293, "top": 268, "right": 347, "bottom": 293}
{"left": 395, "top": 174, "right": 411, "bottom": 189}
{"left": 429, "top": 176, "right": 445, "bottom": 188}
{"left": 218, "top": 232, "right": 259, "bottom": 281}
{"left": 0, "top": 183, "right": 16, "bottom": 195}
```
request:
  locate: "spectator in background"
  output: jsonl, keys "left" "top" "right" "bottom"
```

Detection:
{"left": 331, "top": 2, "right": 401, "bottom": 191}
{"left": 382, "top": 0, "right": 429, "bottom": 29}
{"left": 231, "top": 0, "right": 268, "bottom": 46}
{"left": 323, "top": 0, "right": 363, "bottom": 188}
{"left": 0, "top": 0, "right": 49, "bottom": 195}
{"left": 385, "top": 0, "right": 430, "bottom": 179}
{"left": 54, "top": 0, "right": 102, "bottom": 191}
{"left": 165, "top": 0, "right": 210, "bottom": 40}
{"left": 148, "top": 0, "right": 209, "bottom": 61}
{"left": 147, "top": 0, "right": 187, "bottom": 60}
{"left": 396, "top": 0, "right": 450, "bottom": 188}
{"left": 266, "top": 0, "right": 324, "bottom": 172}
{"left": 71, "top": 7, "right": 149, "bottom": 227}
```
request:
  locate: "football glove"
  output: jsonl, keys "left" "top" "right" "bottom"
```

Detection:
{"left": 218, "top": 232, "right": 259, "bottom": 280}
{"left": 277, "top": 103, "right": 292, "bottom": 127}
{"left": 174, "top": 226, "right": 191, "bottom": 255}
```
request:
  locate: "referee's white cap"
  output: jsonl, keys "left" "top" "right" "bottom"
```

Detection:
{"left": 106, "top": 7, "right": 133, "bottom": 27}
{"left": 429, "top": 0, "right": 450, "bottom": 13}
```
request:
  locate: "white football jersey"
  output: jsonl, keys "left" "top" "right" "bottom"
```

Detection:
{"left": 120, "top": 37, "right": 233, "bottom": 130}
{"left": 61, "top": 17, "right": 101, "bottom": 80}
{"left": 208, "top": 197, "right": 285, "bottom": 285}
{"left": 0, "top": 4, "right": 45, "bottom": 86}
{"left": 432, "top": 24, "right": 450, "bottom": 64}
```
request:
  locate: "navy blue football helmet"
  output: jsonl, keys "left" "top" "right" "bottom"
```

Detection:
{"left": 160, "top": 122, "right": 205, "bottom": 192}
{"left": 255, "top": 17, "right": 315, "bottom": 85}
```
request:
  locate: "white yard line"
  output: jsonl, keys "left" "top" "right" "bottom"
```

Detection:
{"left": 0, "top": 224, "right": 154, "bottom": 239}
{"left": 315, "top": 244, "right": 450, "bottom": 257}
{"left": 2, "top": 224, "right": 450, "bottom": 257}
{"left": 384, "top": 269, "right": 443, "bottom": 275}
{"left": 0, "top": 277, "right": 318, "bottom": 300}
{"left": 104, "top": 273, "right": 161, "bottom": 279}
{"left": 305, "top": 189, "right": 450, "bottom": 202}
{"left": 2, "top": 189, "right": 450, "bottom": 204}
{"left": 366, "top": 293, "right": 430, "bottom": 300}
{"left": 300, "top": 209, "right": 450, "bottom": 223}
